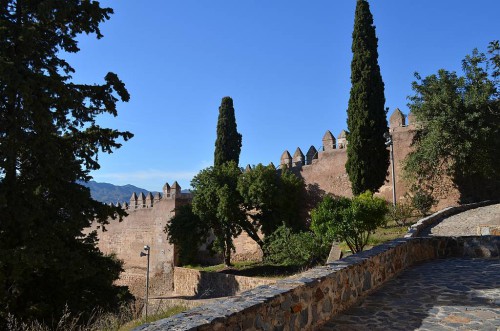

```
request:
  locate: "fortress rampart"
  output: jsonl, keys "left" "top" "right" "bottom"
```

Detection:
{"left": 91, "top": 182, "right": 191, "bottom": 297}
{"left": 95, "top": 108, "right": 460, "bottom": 297}
{"left": 272, "top": 108, "right": 458, "bottom": 206}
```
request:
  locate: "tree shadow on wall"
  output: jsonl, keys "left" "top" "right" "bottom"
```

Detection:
{"left": 194, "top": 272, "right": 240, "bottom": 299}
{"left": 455, "top": 175, "right": 500, "bottom": 204}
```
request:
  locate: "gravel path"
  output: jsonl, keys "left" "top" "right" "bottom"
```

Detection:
{"left": 420, "top": 203, "right": 500, "bottom": 237}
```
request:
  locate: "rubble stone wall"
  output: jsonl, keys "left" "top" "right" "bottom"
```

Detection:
{"left": 134, "top": 236, "right": 499, "bottom": 331}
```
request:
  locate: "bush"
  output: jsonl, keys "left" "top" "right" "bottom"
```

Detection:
{"left": 263, "top": 225, "right": 329, "bottom": 268}
{"left": 310, "top": 191, "right": 388, "bottom": 253}
{"left": 387, "top": 199, "right": 415, "bottom": 226}
{"left": 411, "top": 189, "right": 435, "bottom": 216}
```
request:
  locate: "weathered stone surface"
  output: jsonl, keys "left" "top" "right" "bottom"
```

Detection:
{"left": 133, "top": 236, "right": 500, "bottom": 331}
{"left": 321, "top": 258, "right": 500, "bottom": 330}
{"left": 173, "top": 267, "right": 275, "bottom": 298}
{"left": 326, "top": 243, "right": 342, "bottom": 263}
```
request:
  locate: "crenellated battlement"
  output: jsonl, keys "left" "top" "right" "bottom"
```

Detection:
{"left": 276, "top": 108, "right": 415, "bottom": 171}
{"left": 108, "top": 181, "right": 193, "bottom": 212}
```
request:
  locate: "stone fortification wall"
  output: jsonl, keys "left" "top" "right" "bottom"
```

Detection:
{"left": 277, "top": 109, "right": 460, "bottom": 209}
{"left": 173, "top": 267, "right": 275, "bottom": 298}
{"left": 93, "top": 182, "right": 191, "bottom": 298}
{"left": 96, "top": 198, "right": 176, "bottom": 297}
{"left": 134, "top": 236, "right": 499, "bottom": 331}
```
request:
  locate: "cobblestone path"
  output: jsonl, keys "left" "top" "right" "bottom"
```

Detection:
{"left": 320, "top": 258, "right": 499, "bottom": 331}
{"left": 421, "top": 203, "right": 500, "bottom": 237}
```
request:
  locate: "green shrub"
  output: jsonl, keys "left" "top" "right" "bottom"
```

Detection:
{"left": 310, "top": 191, "right": 388, "bottom": 253}
{"left": 411, "top": 189, "right": 435, "bottom": 216}
{"left": 387, "top": 199, "right": 415, "bottom": 226}
{"left": 263, "top": 225, "right": 329, "bottom": 268}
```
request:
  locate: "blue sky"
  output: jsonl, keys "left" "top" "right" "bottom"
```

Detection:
{"left": 66, "top": 1, "right": 500, "bottom": 191}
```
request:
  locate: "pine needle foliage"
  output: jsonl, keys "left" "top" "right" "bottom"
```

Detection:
{"left": 0, "top": 1, "right": 133, "bottom": 326}
{"left": 346, "top": 0, "right": 389, "bottom": 195}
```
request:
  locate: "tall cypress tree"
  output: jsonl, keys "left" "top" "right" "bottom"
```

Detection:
{"left": 345, "top": 0, "right": 389, "bottom": 195}
{"left": 214, "top": 96, "right": 242, "bottom": 167}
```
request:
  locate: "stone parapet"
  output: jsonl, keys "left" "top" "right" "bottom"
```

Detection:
{"left": 133, "top": 236, "right": 499, "bottom": 331}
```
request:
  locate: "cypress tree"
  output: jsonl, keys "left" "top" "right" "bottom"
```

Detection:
{"left": 345, "top": 0, "right": 389, "bottom": 195}
{"left": 214, "top": 96, "right": 242, "bottom": 167}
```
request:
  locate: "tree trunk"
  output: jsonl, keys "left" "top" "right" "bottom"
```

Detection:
{"left": 224, "top": 241, "right": 232, "bottom": 267}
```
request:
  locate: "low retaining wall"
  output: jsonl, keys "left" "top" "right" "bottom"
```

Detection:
{"left": 173, "top": 267, "right": 276, "bottom": 298}
{"left": 135, "top": 236, "right": 499, "bottom": 331}
{"left": 405, "top": 200, "right": 497, "bottom": 238}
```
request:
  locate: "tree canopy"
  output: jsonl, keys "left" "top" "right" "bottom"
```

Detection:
{"left": 191, "top": 161, "right": 245, "bottom": 266}
{"left": 404, "top": 41, "right": 500, "bottom": 202}
{"left": 345, "top": 0, "right": 389, "bottom": 195}
{"left": 310, "top": 191, "right": 388, "bottom": 253}
{"left": 238, "top": 164, "right": 305, "bottom": 236}
{"left": 0, "top": 1, "right": 132, "bottom": 324}
{"left": 214, "top": 96, "right": 242, "bottom": 167}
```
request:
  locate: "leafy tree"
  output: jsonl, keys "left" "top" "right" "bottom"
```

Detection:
{"left": 0, "top": 0, "right": 133, "bottom": 325}
{"left": 345, "top": 0, "right": 389, "bottom": 195}
{"left": 191, "top": 161, "right": 245, "bottom": 266}
{"left": 310, "top": 192, "right": 388, "bottom": 253}
{"left": 214, "top": 96, "right": 242, "bottom": 167}
{"left": 165, "top": 204, "right": 209, "bottom": 266}
{"left": 404, "top": 42, "right": 500, "bottom": 202}
{"left": 237, "top": 164, "right": 305, "bottom": 237}
{"left": 263, "top": 224, "right": 328, "bottom": 268}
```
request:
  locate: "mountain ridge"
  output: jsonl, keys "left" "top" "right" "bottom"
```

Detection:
{"left": 81, "top": 180, "right": 158, "bottom": 204}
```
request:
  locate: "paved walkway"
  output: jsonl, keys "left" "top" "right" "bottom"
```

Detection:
{"left": 321, "top": 204, "right": 500, "bottom": 331}
{"left": 421, "top": 203, "right": 500, "bottom": 237}
{"left": 320, "top": 258, "right": 500, "bottom": 331}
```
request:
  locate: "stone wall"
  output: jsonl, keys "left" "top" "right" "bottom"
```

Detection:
{"left": 92, "top": 194, "right": 191, "bottom": 297}
{"left": 134, "top": 236, "right": 499, "bottom": 331}
{"left": 173, "top": 267, "right": 275, "bottom": 298}
{"left": 281, "top": 119, "right": 460, "bottom": 210}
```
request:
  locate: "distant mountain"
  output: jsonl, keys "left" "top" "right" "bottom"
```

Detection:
{"left": 81, "top": 180, "right": 158, "bottom": 204}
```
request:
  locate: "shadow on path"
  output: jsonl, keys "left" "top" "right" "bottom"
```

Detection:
{"left": 321, "top": 258, "right": 500, "bottom": 331}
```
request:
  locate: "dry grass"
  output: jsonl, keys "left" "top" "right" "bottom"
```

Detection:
{"left": 6, "top": 302, "right": 187, "bottom": 331}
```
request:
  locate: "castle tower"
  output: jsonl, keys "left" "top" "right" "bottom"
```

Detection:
{"left": 322, "top": 130, "right": 336, "bottom": 151}
{"left": 268, "top": 162, "right": 276, "bottom": 169}
{"left": 171, "top": 181, "right": 181, "bottom": 197}
{"left": 138, "top": 192, "right": 146, "bottom": 209}
{"left": 293, "top": 147, "right": 305, "bottom": 167}
{"left": 389, "top": 108, "right": 406, "bottom": 128}
{"left": 123, "top": 202, "right": 129, "bottom": 210}
{"left": 145, "top": 192, "right": 154, "bottom": 208}
{"left": 129, "top": 192, "right": 138, "bottom": 209}
{"left": 280, "top": 150, "right": 292, "bottom": 169}
{"left": 245, "top": 164, "right": 252, "bottom": 172}
{"left": 154, "top": 192, "right": 162, "bottom": 203}
{"left": 337, "top": 130, "right": 348, "bottom": 149}
{"left": 306, "top": 145, "right": 318, "bottom": 165}
{"left": 163, "top": 182, "right": 171, "bottom": 198}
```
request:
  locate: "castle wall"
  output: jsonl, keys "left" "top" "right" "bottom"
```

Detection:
{"left": 92, "top": 196, "right": 191, "bottom": 297}
{"left": 291, "top": 125, "right": 459, "bottom": 209}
